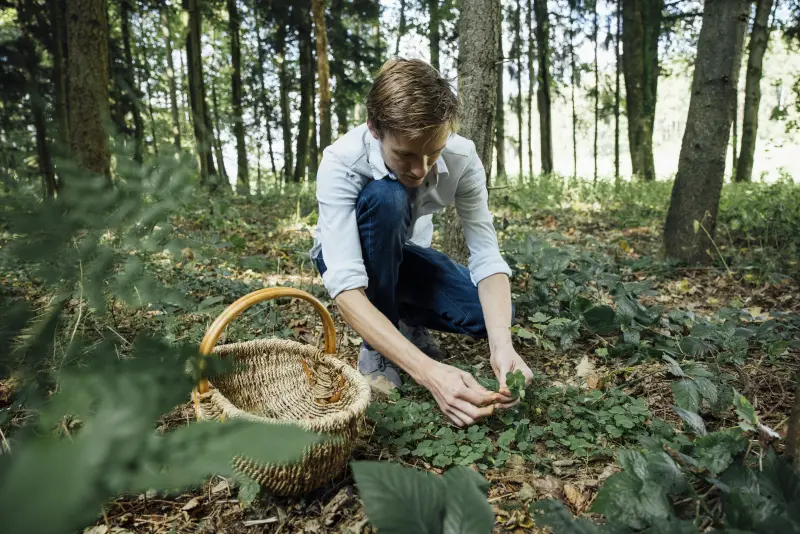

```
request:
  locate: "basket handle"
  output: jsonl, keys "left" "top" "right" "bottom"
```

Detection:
{"left": 197, "top": 287, "right": 337, "bottom": 395}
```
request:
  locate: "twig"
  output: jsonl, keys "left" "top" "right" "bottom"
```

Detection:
{"left": 0, "top": 426, "right": 10, "bottom": 454}
{"left": 243, "top": 517, "right": 278, "bottom": 526}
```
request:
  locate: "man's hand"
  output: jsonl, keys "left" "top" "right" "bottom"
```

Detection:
{"left": 418, "top": 361, "right": 502, "bottom": 427}
{"left": 490, "top": 346, "right": 533, "bottom": 408}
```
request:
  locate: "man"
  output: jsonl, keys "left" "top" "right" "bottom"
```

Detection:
{"left": 310, "top": 58, "right": 533, "bottom": 427}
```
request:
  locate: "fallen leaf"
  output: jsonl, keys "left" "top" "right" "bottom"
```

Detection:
{"left": 182, "top": 497, "right": 202, "bottom": 511}
{"left": 517, "top": 482, "right": 536, "bottom": 501}
{"left": 532, "top": 475, "right": 562, "bottom": 498}
{"left": 211, "top": 479, "right": 230, "bottom": 494}
{"left": 563, "top": 483, "right": 586, "bottom": 512}
{"left": 366, "top": 375, "right": 396, "bottom": 396}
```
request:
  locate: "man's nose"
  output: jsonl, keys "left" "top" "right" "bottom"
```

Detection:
{"left": 410, "top": 157, "right": 431, "bottom": 179}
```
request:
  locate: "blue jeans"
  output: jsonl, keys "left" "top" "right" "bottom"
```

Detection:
{"left": 314, "top": 179, "right": 489, "bottom": 339}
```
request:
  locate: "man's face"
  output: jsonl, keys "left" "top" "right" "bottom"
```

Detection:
{"left": 370, "top": 126, "right": 449, "bottom": 188}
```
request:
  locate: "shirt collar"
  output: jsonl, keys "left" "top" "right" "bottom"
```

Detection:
{"left": 367, "top": 135, "right": 450, "bottom": 184}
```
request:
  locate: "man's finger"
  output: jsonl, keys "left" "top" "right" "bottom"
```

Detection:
{"left": 452, "top": 398, "right": 495, "bottom": 421}
{"left": 447, "top": 408, "right": 471, "bottom": 428}
{"left": 459, "top": 372, "right": 501, "bottom": 404}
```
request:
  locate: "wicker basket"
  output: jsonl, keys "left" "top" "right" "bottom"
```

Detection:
{"left": 192, "top": 287, "right": 371, "bottom": 496}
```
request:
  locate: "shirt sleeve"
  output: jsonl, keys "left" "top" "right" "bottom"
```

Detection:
{"left": 453, "top": 145, "right": 513, "bottom": 286}
{"left": 316, "top": 150, "right": 370, "bottom": 298}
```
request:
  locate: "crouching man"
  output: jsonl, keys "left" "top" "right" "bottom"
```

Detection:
{"left": 311, "top": 58, "right": 533, "bottom": 426}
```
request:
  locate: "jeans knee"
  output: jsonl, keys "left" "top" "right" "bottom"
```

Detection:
{"left": 356, "top": 179, "right": 410, "bottom": 223}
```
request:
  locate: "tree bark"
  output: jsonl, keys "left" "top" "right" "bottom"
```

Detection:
{"left": 615, "top": 0, "right": 621, "bottom": 188}
{"left": 50, "top": 0, "right": 69, "bottom": 147}
{"left": 444, "top": 0, "right": 499, "bottom": 264}
{"left": 293, "top": 13, "right": 312, "bottom": 183}
{"left": 330, "top": 0, "right": 348, "bottom": 136}
{"left": 395, "top": 0, "right": 407, "bottom": 55}
{"left": 569, "top": 5, "right": 577, "bottom": 180}
{"left": 255, "top": 15, "right": 277, "bottom": 176}
{"left": 526, "top": 0, "right": 534, "bottom": 181}
{"left": 276, "top": 23, "right": 293, "bottom": 182}
{"left": 210, "top": 77, "right": 229, "bottom": 185}
{"left": 428, "top": 0, "right": 441, "bottom": 72}
{"left": 120, "top": 0, "right": 144, "bottom": 163}
{"left": 66, "top": 0, "right": 110, "bottom": 179}
{"left": 228, "top": 0, "right": 248, "bottom": 194}
{"left": 514, "top": 0, "right": 523, "bottom": 180}
{"left": 495, "top": 9, "right": 506, "bottom": 185}
{"left": 312, "top": 0, "right": 332, "bottom": 152}
{"left": 309, "top": 44, "right": 319, "bottom": 179}
{"left": 161, "top": 7, "right": 181, "bottom": 150}
{"left": 664, "top": 0, "right": 749, "bottom": 263}
{"left": 144, "top": 69, "right": 159, "bottom": 157}
{"left": 736, "top": 0, "right": 774, "bottom": 183}
{"left": 621, "top": 0, "right": 661, "bottom": 181}
{"left": 593, "top": 1, "right": 599, "bottom": 185}
{"left": 533, "top": 0, "right": 553, "bottom": 175}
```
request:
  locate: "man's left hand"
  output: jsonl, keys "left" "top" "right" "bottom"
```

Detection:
{"left": 490, "top": 347, "right": 533, "bottom": 408}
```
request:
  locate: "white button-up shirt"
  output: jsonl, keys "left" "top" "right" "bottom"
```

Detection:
{"left": 311, "top": 123, "right": 511, "bottom": 299}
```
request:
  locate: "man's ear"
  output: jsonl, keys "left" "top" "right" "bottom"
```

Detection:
{"left": 367, "top": 120, "right": 380, "bottom": 140}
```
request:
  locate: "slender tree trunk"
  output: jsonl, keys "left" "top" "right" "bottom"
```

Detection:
{"left": 309, "top": 44, "right": 319, "bottom": 179}
{"left": 185, "top": 0, "right": 211, "bottom": 184}
{"left": 228, "top": 0, "right": 248, "bottom": 194}
{"left": 276, "top": 23, "right": 293, "bottom": 182}
{"left": 787, "top": 372, "right": 800, "bottom": 467}
{"left": 395, "top": 0, "right": 407, "bottom": 55}
{"left": 330, "top": 0, "right": 348, "bottom": 136}
{"left": 179, "top": 45, "right": 190, "bottom": 128}
{"left": 615, "top": 0, "right": 621, "bottom": 188}
{"left": 49, "top": 0, "right": 69, "bottom": 147}
{"left": 161, "top": 8, "right": 181, "bottom": 150}
{"left": 495, "top": 10, "right": 506, "bottom": 185}
{"left": 593, "top": 1, "right": 599, "bottom": 185}
{"left": 664, "top": 0, "right": 749, "bottom": 263}
{"left": 66, "top": 0, "right": 110, "bottom": 179}
{"left": 256, "top": 15, "right": 277, "bottom": 176}
{"left": 428, "top": 0, "right": 440, "bottom": 72}
{"left": 569, "top": 6, "right": 577, "bottom": 180}
{"left": 312, "top": 0, "right": 332, "bottom": 152}
{"left": 621, "top": 0, "right": 661, "bottom": 181}
{"left": 527, "top": 0, "right": 535, "bottom": 181}
{"left": 533, "top": 0, "right": 553, "bottom": 175}
{"left": 444, "top": 0, "right": 499, "bottom": 264}
{"left": 120, "top": 0, "right": 144, "bottom": 163}
{"left": 736, "top": 0, "right": 774, "bottom": 183}
{"left": 144, "top": 74, "right": 159, "bottom": 157}
{"left": 210, "top": 78, "right": 229, "bottom": 185}
{"left": 732, "top": 87, "right": 739, "bottom": 180}
{"left": 293, "top": 14, "right": 312, "bottom": 183}
{"left": 514, "top": 0, "right": 523, "bottom": 180}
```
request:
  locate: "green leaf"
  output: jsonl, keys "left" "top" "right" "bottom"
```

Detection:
{"left": 678, "top": 336, "right": 712, "bottom": 357}
{"left": 532, "top": 500, "right": 606, "bottom": 534}
{"left": 694, "top": 429, "right": 748, "bottom": 474}
{"left": 197, "top": 295, "right": 225, "bottom": 311}
{"left": 672, "top": 379, "right": 701, "bottom": 412}
{"left": 662, "top": 355, "right": 687, "bottom": 378}
{"left": 672, "top": 406, "right": 707, "bottom": 436}
{"left": 529, "top": 311, "right": 549, "bottom": 323}
{"left": 590, "top": 472, "right": 673, "bottom": 530}
{"left": 441, "top": 468, "right": 494, "bottom": 534}
{"left": 693, "top": 377, "right": 718, "bottom": 404}
{"left": 351, "top": 461, "right": 445, "bottom": 534}
{"left": 584, "top": 305, "right": 617, "bottom": 335}
{"left": 733, "top": 389, "right": 758, "bottom": 427}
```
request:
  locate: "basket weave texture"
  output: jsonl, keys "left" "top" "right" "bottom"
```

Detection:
{"left": 195, "top": 338, "right": 371, "bottom": 496}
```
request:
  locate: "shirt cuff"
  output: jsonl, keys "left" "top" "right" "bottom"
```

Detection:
{"left": 322, "top": 266, "right": 369, "bottom": 299}
{"left": 469, "top": 258, "right": 513, "bottom": 286}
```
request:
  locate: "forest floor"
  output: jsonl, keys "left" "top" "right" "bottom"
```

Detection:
{"left": 3, "top": 179, "right": 799, "bottom": 533}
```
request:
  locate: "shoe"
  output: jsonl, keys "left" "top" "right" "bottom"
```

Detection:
{"left": 399, "top": 321, "right": 446, "bottom": 361}
{"left": 358, "top": 344, "right": 403, "bottom": 388}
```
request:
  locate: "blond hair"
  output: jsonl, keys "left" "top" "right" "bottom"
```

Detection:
{"left": 366, "top": 58, "right": 459, "bottom": 139}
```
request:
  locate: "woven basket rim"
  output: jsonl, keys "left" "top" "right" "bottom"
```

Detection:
{"left": 197, "top": 338, "right": 371, "bottom": 433}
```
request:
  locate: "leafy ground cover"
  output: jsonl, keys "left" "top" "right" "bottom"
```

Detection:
{"left": 1, "top": 172, "right": 798, "bottom": 533}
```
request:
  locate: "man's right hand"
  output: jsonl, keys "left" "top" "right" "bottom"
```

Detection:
{"left": 417, "top": 361, "right": 501, "bottom": 427}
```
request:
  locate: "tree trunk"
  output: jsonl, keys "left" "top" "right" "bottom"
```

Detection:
{"left": 256, "top": 15, "right": 277, "bottom": 176}
{"left": 787, "top": 372, "right": 800, "bottom": 468}
{"left": 312, "top": 0, "right": 332, "bottom": 152}
{"left": 444, "top": 0, "right": 499, "bottom": 264}
{"left": 395, "top": 0, "right": 407, "bottom": 55}
{"left": 526, "top": 0, "right": 534, "bottom": 181}
{"left": 228, "top": 0, "right": 248, "bottom": 194}
{"left": 161, "top": 7, "right": 181, "bottom": 150}
{"left": 593, "top": 1, "right": 599, "bottom": 185}
{"left": 615, "top": 0, "right": 621, "bottom": 188}
{"left": 514, "top": 0, "right": 523, "bottom": 180}
{"left": 179, "top": 44, "right": 190, "bottom": 127}
{"left": 330, "top": 0, "right": 348, "bottom": 136}
{"left": 210, "top": 78, "right": 229, "bottom": 185}
{"left": 428, "top": 0, "right": 440, "bottom": 72}
{"left": 736, "top": 0, "right": 774, "bottom": 183}
{"left": 621, "top": 0, "right": 661, "bottom": 181}
{"left": 533, "top": 0, "right": 553, "bottom": 175}
{"left": 185, "top": 0, "right": 215, "bottom": 185}
{"left": 276, "top": 23, "right": 293, "bottom": 182}
{"left": 293, "top": 13, "right": 312, "bottom": 183}
{"left": 495, "top": 9, "right": 506, "bottom": 185}
{"left": 569, "top": 5, "right": 577, "bottom": 180}
{"left": 664, "top": 0, "right": 749, "bottom": 263}
{"left": 120, "top": 0, "right": 144, "bottom": 163}
{"left": 66, "top": 0, "right": 110, "bottom": 179}
{"left": 50, "top": 0, "right": 69, "bottom": 147}
{"left": 144, "top": 73, "right": 159, "bottom": 157}
{"left": 309, "top": 44, "right": 319, "bottom": 179}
